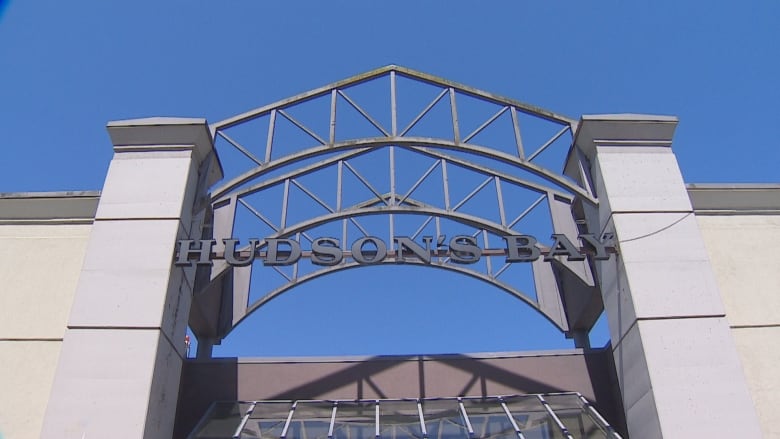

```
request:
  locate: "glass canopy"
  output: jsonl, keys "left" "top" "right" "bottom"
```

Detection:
{"left": 188, "top": 393, "right": 622, "bottom": 439}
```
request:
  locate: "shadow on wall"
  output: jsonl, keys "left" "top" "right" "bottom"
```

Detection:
{"left": 173, "top": 348, "right": 624, "bottom": 438}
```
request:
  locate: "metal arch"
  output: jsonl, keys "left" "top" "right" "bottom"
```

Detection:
{"left": 228, "top": 259, "right": 566, "bottom": 338}
{"left": 211, "top": 137, "right": 594, "bottom": 204}
{"left": 209, "top": 198, "right": 546, "bottom": 282}
{"left": 405, "top": 145, "right": 586, "bottom": 204}
{"left": 199, "top": 67, "right": 605, "bottom": 346}
{"left": 209, "top": 188, "right": 559, "bottom": 290}
{"left": 209, "top": 66, "right": 593, "bottom": 205}
{"left": 253, "top": 205, "right": 526, "bottom": 241}
{"left": 211, "top": 65, "right": 576, "bottom": 132}
{"left": 214, "top": 147, "right": 571, "bottom": 210}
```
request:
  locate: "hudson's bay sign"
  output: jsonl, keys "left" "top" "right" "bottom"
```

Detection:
{"left": 175, "top": 234, "right": 614, "bottom": 267}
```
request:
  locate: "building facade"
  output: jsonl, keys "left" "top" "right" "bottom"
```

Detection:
{"left": 0, "top": 67, "right": 776, "bottom": 438}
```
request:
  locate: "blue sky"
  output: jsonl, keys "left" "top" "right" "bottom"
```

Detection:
{"left": 1, "top": 1, "right": 778, "bottom": 357}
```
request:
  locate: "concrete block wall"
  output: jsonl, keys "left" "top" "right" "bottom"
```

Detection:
{"left": 691, "top": 185, "right": 780, "bottom": 438}
{"left": 0, "top": 193, "right": 98, "bottom": 439}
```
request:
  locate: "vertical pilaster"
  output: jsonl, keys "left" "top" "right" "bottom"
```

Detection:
{"left": 40, "top": 118, "right": 222, "bottom": 438}
{"left": 576, "top": 115, "right": 761, "bottom": 438}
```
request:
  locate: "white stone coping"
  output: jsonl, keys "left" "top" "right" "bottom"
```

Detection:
{"left": 0, "top": 191, "right": 100, "bottom": 223}
{"left": 687, "top": 183, "right": 780, "bottom": 214}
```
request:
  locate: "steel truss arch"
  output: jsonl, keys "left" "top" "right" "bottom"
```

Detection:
{"left": 235, "top": 203, "right": 537, "bottom": 245}
{"left": 206, "top": 194, "right": 594, "bottom": 342}
{"left": 212, "top": 65, "right": 576, "bottom": 132}
{"left": 211, "top": 138, "right": 594, "bottom": 204}
{"left": 191, "top": 66, "right": 605, "bottom": 354}
{"left": 209, "top": 192, "right": 549, "bottom": 294}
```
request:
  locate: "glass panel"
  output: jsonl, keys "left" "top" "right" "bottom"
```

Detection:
{"left": 240, "top": 401, "right": 294, "bottom": 438}
{"left": 502, "top": 395, "right": 561, "bottom": 439}
{"left": 191, "top": 402, "right": 250, "bottom": 439}
{"left": 379, "top": 400, "right": 424, "bottom": 439}
{"left": 421, "top": 399, "right": 469, "bottom": 439}
{"left": 543, "top": 395, "right": 609, "bottom": 439}
{"left": 461, "top": 398, "right": 517, "bottom": 439}
{"left": 285, "top": 401, "right": 335, "bottom": 439}
{"left": 332, "top": 401, "right": 376, "bottom": 439}
{"left": 540, "top": 395, "right": 581, "bottom": 411}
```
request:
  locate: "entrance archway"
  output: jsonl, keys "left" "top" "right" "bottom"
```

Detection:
{"left": 187, "top": 66, "right": 606, "bottom": 357}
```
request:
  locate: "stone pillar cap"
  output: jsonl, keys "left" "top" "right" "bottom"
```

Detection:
{"left": 106, "top": 117, "right": 223, "bottom": 187}
{"left": 574, "top": 114, "right": 678, "bottom": 160}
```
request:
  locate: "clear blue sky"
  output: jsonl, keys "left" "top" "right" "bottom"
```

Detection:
{"left": 1, "top": 1, "right": 778, "bottom": 357}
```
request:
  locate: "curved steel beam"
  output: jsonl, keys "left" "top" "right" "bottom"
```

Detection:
{"left": 209, "top": 198, "right": 551, "bottom": 282}
{"left": 404, "top": 146, "right": 580, "bottom": 203}
{"left": 228, "top": 260, "right": 566, "bottom": 337}
{"left": 391, "top": 66, "right": 576, "bottom": 125}
{"left": 214, "top": 145, "right": 570, "bottom": 207}
{"left": 208, "top": 196, "right": 549, "bottom": 285}
{"left": 212, "top": 65, "right": 575, "bottom": 131}
{"left": 211, "top": 137, "right": 594, "bottom": 205}
{"left": 211, "top": 146, "right": 372, "bottom": 201}
{"left": 239, "top": 204, "right": 536, "bottom": 243}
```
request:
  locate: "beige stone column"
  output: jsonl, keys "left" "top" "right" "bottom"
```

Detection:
{"left": 40, "top": 118, "right": 222, "bottom": 439}
{"left": 576, "top": 115, "right": 761, "bottom": 438}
